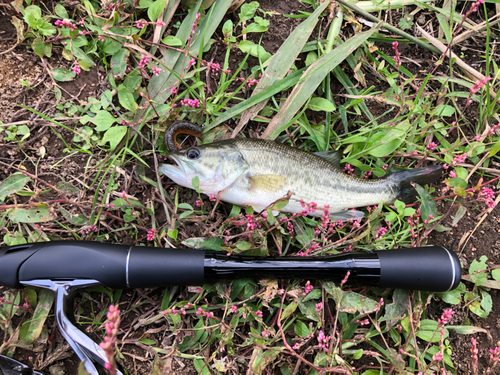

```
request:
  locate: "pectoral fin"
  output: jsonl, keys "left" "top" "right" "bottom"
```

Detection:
{"left": 249, "top": 175, "right": 288, "bottom": 193}
{"left": 329, "top": 210, "right": 365, "bottom": 221}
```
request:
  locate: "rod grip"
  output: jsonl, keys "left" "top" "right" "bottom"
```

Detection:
{"left": 375, "top": 246, "right": 461, "bottom": 292}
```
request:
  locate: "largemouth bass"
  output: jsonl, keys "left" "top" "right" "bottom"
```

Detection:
{"left": 159, "top": 138, "right": 442, "bottom": 221}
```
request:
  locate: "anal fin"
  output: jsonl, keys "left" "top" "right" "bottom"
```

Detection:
{"left": 329, "top": 210, "right": 365, "bottom": 221}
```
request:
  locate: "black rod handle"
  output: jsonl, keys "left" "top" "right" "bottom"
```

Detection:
{"left": 376, "top": 246, "right": 461, "bottom": 292}
{"left": 0, "top": 241, "right": 461, "bottom": 291}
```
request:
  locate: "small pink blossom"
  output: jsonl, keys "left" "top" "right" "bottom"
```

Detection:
{"left": 438, "top": 308, "right": 454, "bottom": 327}
{"left": 433, "top": 352, "right": 443, "bottom": 362}
{"left": 179, "top": 98, "right": 200, "bottom": 108}
{"left": 426, "top": 142, "right": 437, "bottom": 151}
{"left": 72, "top": 61, "right": 81, "bottom": 75}
{"left": 375, "top": 227, "right": 388, "bottom": 239}
{"left": 138, "top": 54, "right": 150, "bottom": 70}
{"left": 392, "top": 41, "right": 401, "bottom": 67}
{"left": 315, "top": 302, "right": 323, "bottom": 312}
{"left": 147, "top": 229, "right": 156, "bottom": 241}
{"left": 151, "top": 66, "right": 161, "bottom": 76}
{"left": 135, "top": 20, "right": 148, "bottom": 29}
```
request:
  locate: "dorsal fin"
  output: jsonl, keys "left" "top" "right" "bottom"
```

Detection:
{"left": 313, "top": 150, "right": 342, "bottom": 168}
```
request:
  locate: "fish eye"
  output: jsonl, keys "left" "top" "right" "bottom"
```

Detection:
{"left": 186, "top": 147, "right": 200, "bottom": 160}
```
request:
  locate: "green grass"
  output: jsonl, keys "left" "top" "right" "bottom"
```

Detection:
{"left": 1, "top": 0, "right": 500, "bottom": 373}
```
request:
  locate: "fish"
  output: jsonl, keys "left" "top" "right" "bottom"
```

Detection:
{"left": 159, "top": 138, "right": 442, "bottom": 221}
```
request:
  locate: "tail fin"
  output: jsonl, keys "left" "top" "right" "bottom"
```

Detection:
{"left": 388, "top": 165, "right": 443, "bottom": 203}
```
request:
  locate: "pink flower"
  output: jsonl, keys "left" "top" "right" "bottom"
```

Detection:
{"left": 438, "top": 308, "right": 454, "bottom": 327}
{"left": 392, "top": 41, "right": 401, "bottom": 67}
{"left": 179, "top": 98, "right": 200, "bottom": 108}
{"left": 147, "top": 229, "right": 156, "bottom": 241}
{"left": 151, "top": 66, "right": 161, "bottom": 76}
{"left": 138, "top": 54, "right": 150, "bottom": 70}
{"left": 343, "top": 164, "right": 354, "bottom": 175}
{"left": 303, "top": 282, "right": 313, "bottom": 295}
{"left": 315, "top": 302, "right": 323, "bottom": 312}
{"left": 188, "top": 59, "right": 196, "bottom": 67}
{"left": 171, "top": 87, "right": 177, "bottom": 94}
{"left": 72, "top": 61, "right": 81, "bottom": 75}
{"left": 375, "top": 227, "right": 388, "bottom": 239}
{"left": 433, "top": 352, "right": 443, "bottom": 361}
{"left": 426, "top": 142, "right": 437, "bottom": 151}
{"left": 135, "top": 20, "right": 148, "bottom": 29}
{"left": 255, "top": 310, "right": 263, "bottom": 318}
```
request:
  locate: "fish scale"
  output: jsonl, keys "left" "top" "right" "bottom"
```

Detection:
{"left": 159, "top": 138, "right": 442, "bottom": 220}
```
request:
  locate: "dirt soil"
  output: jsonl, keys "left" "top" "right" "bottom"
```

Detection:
{"left": 0, "top": 1, "right": 499, "bottom": 374}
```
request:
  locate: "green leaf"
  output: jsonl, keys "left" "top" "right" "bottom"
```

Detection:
{"left": 37, "top": 22, "right": 56, "bottom": 36}
{"left": 236, "top": 241, "right": 251, "bottom": 250}
{"left": 238, "top": 1, "right": 259, "bottom": 23}
{"left": 294, "top": 320, "right": 311, "bottom": 337}
{"left": 0, "top": 174, "right": 30, "bottom": 201}
{"left": 381, "top": 289, "right": 408, "bottom": 329}
{"left": 54, "top": 4, "right": 69, "bottom": 19}
{"left": 178, "top": 203, "right": 194, "bottom": 210}
{"left": 489, "top": 137, "right": 500, "bottom": 157}
{"left": 51, "top": 67, "right": 76, "bottom": 82}
{"left": 437, "top": 288, "right": 462, "bottom": 305}
{"left": 435, "top": 104, "right": 455, "bottom": 117}
{"left": 72, "top": 46, "right": 94, "bottom": 66}
{"left": 339, "top": 292, "right": 379, "bottom": 314}
{"left": 100, "top": 126, "right": 127, "bottom": 150}
{"left": 8, "top": 205, "right": 52, "bottom": 223}
{"left": 281, "top": 300, "right": 298, "bottom": 321}
{"left": 148, "top": 0, "right": 167, "bottom": 22}
{"left": 243, "top": 22, "right": 268, "bottom": 34}
{"left": 480, "top": 289, "right": 492, "bottom": 316}
{"left": 32, "top": 38, "right": 45, "bottom": 58}
{"left": 367, "top": 120, "right": 411, "bottom": 157}
{"left": 417, "top": 320, "right": 448, "bottom": 342}
{"left": 492, "top": 268, "right": 500, "bottom": 281}
{"left": 117, "top": 85, "right": 136, "bottom": 113}
{"left": 238, "top": 40, "right": 271, "bottom": 62}
{"left": 111, "top": 48, "right": 129, "bottom": 78}
{"left": 307, "top": 97, "right": 335, "bottom": 112}
{"left": 24, "top": 290, "right": 54, "bottom": 344}
{"left": 414, "top": 183, "right": 437, "bottom": 220}
{"left": 469, "top": 255, "right": 488, "bottom": 286}
{"left": 162, "top": 35, "right": 183, "bottom": 47}
{"left": 398, "top": 14, "right": 414, "bottom": 30}
{"left": 90, "top": 110, "right": 118, "bottom": 131}
{"left": 222, "top": 19, "right": 233, "bottom": 38}
{"left": 3, "top": 231, "right": 27, "bottom": 246}
{"left": 59, "top": 207, "right": 87, "bottom": 225}
{"left": 23, "top": 5, "right": 41, "bottom": 27}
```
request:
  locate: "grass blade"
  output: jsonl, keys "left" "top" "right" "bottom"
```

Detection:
{"left": 261, "top": 28, "right": 377, "bottom": 140}
{"left": 232, "top": 0, "right": 332, "bottom": 137}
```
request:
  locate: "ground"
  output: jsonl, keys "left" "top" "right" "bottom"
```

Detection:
{"left": 0, "top": 0, "right": 499, "bottom": 374}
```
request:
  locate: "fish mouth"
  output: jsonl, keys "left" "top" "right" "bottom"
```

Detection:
{"left": 159, "top": 154, "right": 195, "bottom": 182}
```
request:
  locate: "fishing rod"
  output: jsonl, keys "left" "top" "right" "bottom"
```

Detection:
{"left": 0, "top": 241, "right": 461, "bottom": 374}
